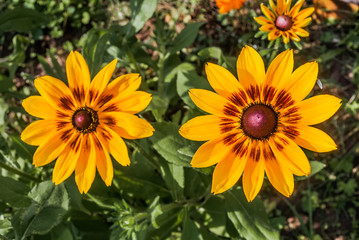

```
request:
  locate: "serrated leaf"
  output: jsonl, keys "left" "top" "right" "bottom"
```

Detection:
{"left": 12, "top": 181, "right": 69, "bottom": 240}
{"left": 170, "top": 22, "right": 204, "bottom": 54}
{"left": 150, "top": 122, "right": 192, "bottom": 167}
{"left": 225, "top": 187, "right": 280, "bottom": 240}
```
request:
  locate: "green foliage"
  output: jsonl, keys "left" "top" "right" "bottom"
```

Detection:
{"left": 0, "top": 0, "right": 358, "bottom": 239}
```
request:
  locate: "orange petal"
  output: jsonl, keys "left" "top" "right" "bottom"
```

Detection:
{"left": 189, "top": 89, "right": 231, "bottom": 117}
{"left": 22, "top": 96, "right": 56, "bottom": 119}
{"left": 179, "top": 115, "right": 222, "bottom": 141}
{"left": 265, "top": 158, "right": 294, "bottom": 197}
{"left": 294, "top": 125, "right": 337, "bottom": 152}
{"left": 237, "top": 45, "right": 266, "bottom": 85}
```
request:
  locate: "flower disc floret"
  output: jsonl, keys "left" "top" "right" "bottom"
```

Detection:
{"left": 72, "top": 107, "right": 99, "bottom": 133}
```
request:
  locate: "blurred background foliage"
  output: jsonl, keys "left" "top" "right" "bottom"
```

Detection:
{"left": 0, "top": 0, "right": 358, "bottom": 239}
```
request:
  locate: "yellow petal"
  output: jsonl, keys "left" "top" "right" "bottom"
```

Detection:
{"left": 259, "top": 24, "right": 276, "bottom": 32}
{"left": 211, "top": 141, "right": 248, "bottom": 194}
{"left": 289, "top": 0, "right": 305, "bottom": 16}
{"left": 22, "top": 96, "right": 56, "bottom": 119}
{"left": 95, "top": 138, "right": 113, "bottom": 186}
{"left": 277, "top": 0, "right": 286, "bottom": 14}
{"left": 101, "top": 112, "right": 154, "bottom": 139}
{"left": 268, "top": 30, "right": 281, "bottom": 41}
{"left": 21, "top": 120, "right": 57, "bottom": 146}
{"left": 269, "top": 133, "right": 311, "bottom": 176}
{"left": 297, "top": 95, "right": 342, "bottom": 125}
{"left": 32, "top": 132, "right": 68, "bottom": 167}
{"left": 288, "top": 30, "right": 301, "bottom": 42}
{"left": 179, "top": 115, "right": 222, "bottom": 141}
{"left": 191, "top": 136, "right": 232, "bottom": 168}
{"left": 189, "top": 89, "right": 231, "bottom": 116}
{"left": 242, "top": 154, "right": 265, "bottom": 202}
{"left": 265, "top": 49, "right": 293, "bottom": 91}
{"left": 292, "top": 27, "right": 309, "bottom": 37}
{"left": 75, "top": 135, "right": 97, "bottom": 194}
{"left": 285, "top": 61, "right": 318, "bottom": 102}
{"left": 102, "top": 91, "right": 152, "bottom": 114}
{"left": 205, "top": 62, "right": 244, "bottom": 99}
{"left": 254, "top": 16, "right": 273, "bottom": 26}
{"left": 237, "top": 45, "right": 266, "bottom": 85}
{"left": 294, "top": 126, "right": 337, "bottom": 152}
{"left": 261, "top": 4, "right": 276, "bottom": 21}
{"left": 66, "top": 51, "right": 90, "bottom": 100}
{"left": 87, "top": 59, "right": 117, "bottom": 105}
{"left": 98, "top": 127, "right": 130, "bottom": 166}
{"left": 34, "top": 76, "right": 76, "bottom": 110}
{"left": 107, "top": 73, "right": 141, "bottom": 95}
{"left": 294, "top": 17, "right": 312, "bottom": 28}
{"left": 269, "top": 0, "right": 277, "bottom": 15}
{"left": 295, "top": 7, "right": 314, "bottom": 20}
{"left": 265, "top": 158, "right": 294, "bottom": 197}
{"left": 282, "top": 32, "right": 290, "bottom": 44}
{"left": 52, "top": 135, "right": 83, "bottom": 184}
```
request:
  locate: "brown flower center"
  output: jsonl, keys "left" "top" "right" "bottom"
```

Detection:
{"left": 275, "top": 15, "right": 292, "bottom": 31}
{"left": 72, "top": 107, "right": 99, "bottom": 133}
{"left": 241, "top": 104, "right": 278, "bottom": 139}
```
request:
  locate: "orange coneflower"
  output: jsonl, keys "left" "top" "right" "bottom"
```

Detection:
{"left": 215, "top": 0, "right": 245, "bottom": 14}
{"left": 254, "top": 0, "right": 315, "bottom": 44}
{"left": 179, "top": 45, "right": 341, "bottom": 201}
{"left": 21, "top": 51, "right": 154, "bottom": 193}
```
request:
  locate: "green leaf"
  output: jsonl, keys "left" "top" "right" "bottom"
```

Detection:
{"left": 225, "top": 187, "right": 280, "bottom": 240}
{"left": 198, "top": 47, "right": 222, "bottom": 60}
{"left": 148, "top": 196, "right": 163, "bottom": 229}
{"left": 82, "top": 29, "right": 111, "bottom": 79}
{"left": 176, "top": 71, "right": 211, "bottom": 109}
{"left": 12, "top": 181, "right": 69, "bottom": 240}
{"left": 0, "top": 8, "right": 47, "bottom": 33}
{"left": 160, "top": 160, "right": 184, "bottom": 200}
{"left": 182, "top": 208, "right": 203, "bottom": 240}
{"left": 150, "top": 122, "right": 193, "bottom": 167}
{"left": 170, "top": 22, "right": 205, "bottom": 54}
{"left": 295, "top": 161, "right": 326, "bottom": 181}
{"left": 0, "top": 176, "right": 31, "bottom": 208}
{"left": 130, "top": 0, "right": 158, "bottom": 32}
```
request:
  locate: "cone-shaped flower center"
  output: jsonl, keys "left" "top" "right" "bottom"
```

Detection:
{"left": 275, "top": 15, "right": 292, "bottom": 31}
{"left": 241, "top": 104, "right": 277, "bottom": 139}
{"left": 72, "top": 107, "right": 99, "bottom": 133}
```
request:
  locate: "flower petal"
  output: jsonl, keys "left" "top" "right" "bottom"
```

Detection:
{"left": 22, "top": 96, "right": 56, "bottom": 119}
{"left": 261, "top": 4, "right": 276, "bottom": 21}
{"left": 190, "top": 136, "right": 232, "bottom": 168}
{"left": 101, "top": 112, "right": 154, "bottom": 139}
{"left": 211, "top": 141, "right": 249, "bottom": 194}
{"left": 265, "top": 49, "right": 293, "bottom": 90}
{"left": 265, "top": 158, "right": 294, "bottom": 197}
{"left": 295, "top": 7, "right": 314, "bottom": 20}
{"left": 294, "top": 126, "right": 337, "bottom": 152}
{"left": 52, "top": 135, "right": 83, "bottom": 184}
{"left": 179, "top": 115, "right": 222, "bottom": 141}
{"left": 98, "top": 127, "right": 130, "bottom": 166}
{"left": 292, "top": 27, "right": 309, "bottom": 37}
{"left": 75, "top": 134, "right": 97, "bottom": 194}
{"left": 285, "top": 61, "right": 318, "bottom": 102}
{"left": 21, "top": 120, "right": 57, "bottom": 146}
{"left": 242, "top": 153, "right": 265, "bottom": 202}
{"left": 254, "top": 16, "right": 273, "bottom": 26}
{"left": 189, "top": 89, "right": 230, "bottom": 116}
{"left": 297, "top": 95, "right": 342, "bottom": 125}
{"left": 66, "top": 51, "right": 90, "bottom": 102}
{"left": 268, "top": 30, "right": 281, "bottom": 41}
{"left": 269, "top": 133, "right": 311, "bottom": 176}
{"left": 289, "top": 0, "right": 305, "bottom": 16}
{"left": 294, "top": 17, "right": 312, "bottom": 28}
{"left": 101, "top": 91, "right": 152, "bottom": 114}
{"left": 107, "top": 73, "right": 141, "bottom": 95}
{"left": 205, "top": 62, "right": 244, "bottom": 99}
{"left": 34, "top": 76, "right": 76, "bottom": 110}
{"left": 95, "top": 136, "right": 113, "bottom": 186}
{"left": 87, "top": 59, "right": 117, "bottom": 105}
{"left": 237, "top": 45, "right": 266, "bottom": 85}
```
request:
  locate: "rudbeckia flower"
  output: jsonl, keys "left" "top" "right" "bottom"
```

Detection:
{"left": 215, "top": 0, "right": 245, "bottom": 14}
{"left": 254, "top": 0, "right": 315, "bottom": 44}
{"left": 179, "top": 46, "right": 341, "bottom": 201}
{"left": 21, "top": 51, "right": 154, "bottom": 193}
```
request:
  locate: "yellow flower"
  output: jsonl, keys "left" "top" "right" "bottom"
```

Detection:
{"left": 215, "top": 0, "right": 245, "bottom": 14}
{"left": 254, "top": 0, "right": 314, "bottom": 44}
{"left": 21, "top": 51, "right": 154, "bottom": 193}
{"left": 179, "top": 46, "right": 341, "bottom": 201}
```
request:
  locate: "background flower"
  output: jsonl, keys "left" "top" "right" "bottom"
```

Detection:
{"left": 215, "top": 0, "right": 245, "bottom": 14}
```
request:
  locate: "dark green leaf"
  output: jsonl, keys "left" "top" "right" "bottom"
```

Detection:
{"left": 225, "top": 187, "right": 280, "bottom": 240}
{"left": 0, "top": 8, "right": 47, "bottom": 33}
{"left": 170, "top": 22, "right": 204, "bottom": 54}
{"left": 130, "top": 0, "right": 158, "bottom": 32}
{"left": 12, "top": 181, "right": 69, "bottom": 240}
{"left": 182, "top": 208, "right": 203, "bottom": 240}
{"left": 0, "top": 176, "right": 31, "bottom": 208}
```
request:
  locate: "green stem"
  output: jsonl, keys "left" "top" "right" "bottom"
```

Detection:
{"left": 307, "top": 180, "right": 314, "bottom": 239}
{"left": 87, "top": 193, "right": 116, "bottom": 210}
{"left": 126, "top": 49, "right": 148, "bottom": 91}
{"left": 282, "top": 197, "right": 310, "bottom": 237}
{"left": 157, "top": 48, "right": 166, "bottom": 98}
{"left": 0, "top": 160, "right": 41, "bottom": 182}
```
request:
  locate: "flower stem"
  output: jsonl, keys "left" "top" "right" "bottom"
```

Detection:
{"left": 0, "top": 160, "right": 41, "bottom": 182}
